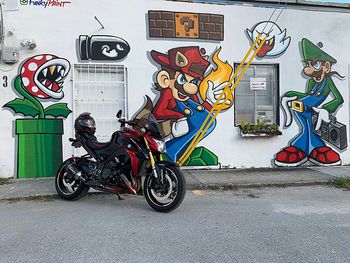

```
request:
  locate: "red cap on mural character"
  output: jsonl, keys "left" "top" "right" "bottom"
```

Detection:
{"left": 151, "top": 46, "right": 210, "bottom": 80}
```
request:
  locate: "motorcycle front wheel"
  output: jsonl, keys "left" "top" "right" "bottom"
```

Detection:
{"left": 144, "top": 164, "right": 186, "bottom": 212}
{"left": 55, "top": 159, "right": 90, "bottom": 201}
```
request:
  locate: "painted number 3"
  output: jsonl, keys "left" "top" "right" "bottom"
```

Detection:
{"left": 3, "top": 76, "right": 8, "bottom": 87}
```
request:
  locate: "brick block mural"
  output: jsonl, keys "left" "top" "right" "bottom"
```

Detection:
{"left": 148, "top": 11, "right": 224, "bottom": 41}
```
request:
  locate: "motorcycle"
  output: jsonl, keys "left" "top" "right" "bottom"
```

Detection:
{"left": 55, "top": 110, "right": 186, "bottom": 212}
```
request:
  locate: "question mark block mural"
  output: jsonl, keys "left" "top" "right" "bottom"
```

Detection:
{"left": 175, "top": 13, "right": 199, "bottom": 38}
{"left": 148, "top": 11, "right": 224, "bottom": 41}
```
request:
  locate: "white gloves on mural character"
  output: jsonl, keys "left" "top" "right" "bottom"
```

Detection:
{"left": 206, "top": 80, "right": 232, "bottom": 106}
{"left": 312, "top": 107, "right": 330, "bottom": 130}
{"left": 172, "top": 117, "right": 189, "bottom": 138}
{"left": 281, "top": 95, "right": 297, "bottom": 127}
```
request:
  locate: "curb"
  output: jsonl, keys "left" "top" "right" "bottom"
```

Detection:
{"left": 0, "top": 180, "right": 333, "bottom": 202}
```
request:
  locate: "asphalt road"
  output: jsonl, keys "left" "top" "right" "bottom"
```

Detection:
{"left": 0, "top": 186, "right": 349, "bottom": 263}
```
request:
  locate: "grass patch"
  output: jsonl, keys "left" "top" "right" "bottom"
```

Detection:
{"left": 0, "top": 178, "right": 13, "bottom": 185}
{"left": 2, "top": 195, "right": 57, "bottom": 203}
{"left": 329, "top": 177, "right": 350, "bottom": 190}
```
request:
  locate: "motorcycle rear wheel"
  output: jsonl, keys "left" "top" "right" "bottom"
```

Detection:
{"left": 144, "top": 164, "right": 186, "bottom": 212}
{"left": 55, "top": 159, "right": 90, "bottom": 201}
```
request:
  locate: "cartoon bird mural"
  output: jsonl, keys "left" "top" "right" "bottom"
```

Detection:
{"left": 246, "top": 21, "right": 291, "bottom": 58}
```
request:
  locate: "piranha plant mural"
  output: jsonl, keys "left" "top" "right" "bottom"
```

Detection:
{"left": 3, "top": 54, "right": 71, "bottom": 178}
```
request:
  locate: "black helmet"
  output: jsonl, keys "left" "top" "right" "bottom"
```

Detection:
{"left": 74, "top": 112, "right": 96, "bottom": 135}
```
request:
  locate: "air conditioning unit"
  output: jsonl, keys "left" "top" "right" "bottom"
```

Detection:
{"left": 2, "top": 46, "right": 19, "bottom": 64}
{"left": 255, "top": 105, "right": 274, "bottom": 124}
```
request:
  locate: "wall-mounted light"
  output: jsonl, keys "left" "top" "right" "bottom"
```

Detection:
{"left": 20, "top": 39, "right": 36, "bottom": 49}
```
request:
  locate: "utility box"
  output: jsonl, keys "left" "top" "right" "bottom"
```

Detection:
{"left": 255, "top": 105, "right": 274, "bottom": 124}
{"left": 2, "top": 46, "right": 19, "bottom": 64}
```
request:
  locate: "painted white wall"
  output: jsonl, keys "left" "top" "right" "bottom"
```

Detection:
{"left": 0, "top": 0, "right": 349, "bottom": 177}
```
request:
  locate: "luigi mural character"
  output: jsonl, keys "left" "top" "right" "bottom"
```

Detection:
{"left": 275, "top": 38, "right": 344, "bottom": 166}
{"left": 137, "top": 46, "right": 230, "bottom": 165}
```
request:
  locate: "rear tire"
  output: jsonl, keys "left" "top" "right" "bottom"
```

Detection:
{"left": 144, "top": 164, "right": 186, "bottom": 212}
{"left": 55, "top": 159, "right": 90, "bottom": 201}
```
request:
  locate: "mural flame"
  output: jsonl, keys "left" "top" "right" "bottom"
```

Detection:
{"left": 199, "top": 47, "right": 234, "bottom": 111}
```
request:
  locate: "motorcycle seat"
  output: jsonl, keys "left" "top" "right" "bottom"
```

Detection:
{"left": 76, "top": 133, "right": 119, "bottom": 159}
{"left": 87, "top": 141, "right": 113, "bottom": 150}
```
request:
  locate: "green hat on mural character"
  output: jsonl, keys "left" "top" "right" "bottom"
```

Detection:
{"left": 301, "top": 38, "right": 337, "bottom": 64}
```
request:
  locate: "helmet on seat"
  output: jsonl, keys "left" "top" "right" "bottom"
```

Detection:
{"left": 74, "top": 112, "right": 96, "bottom": 135}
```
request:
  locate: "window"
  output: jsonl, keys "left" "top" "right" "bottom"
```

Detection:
{"left": 73, "top": 64, "right": 128, "bottom": 142}
{"left": 234, "top": 63, "right": 279, "bottom": 126}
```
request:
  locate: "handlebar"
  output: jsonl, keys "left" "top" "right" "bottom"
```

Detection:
{"left": 118, "top": 119, "right": 138, "bottom": 127}
{"left": 69, "top": 138, "right": 81, "bottom": 148}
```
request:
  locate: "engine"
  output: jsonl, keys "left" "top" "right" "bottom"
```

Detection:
{"left": 100, "top": 160, "right": 120, "bottom": 183}
{"left": 79, "top": 158, "right": 124, "bottom": 185}
{"left": 80, "top": 159, "right": 98, "bottom": 178}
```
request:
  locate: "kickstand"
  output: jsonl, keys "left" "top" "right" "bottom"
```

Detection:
{"left": 116, "top": 193, "right": 123, "bottom": 200}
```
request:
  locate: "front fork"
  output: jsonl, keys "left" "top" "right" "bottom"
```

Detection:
{"left": 143, "top": 138, "right": 163, "bottom": 184}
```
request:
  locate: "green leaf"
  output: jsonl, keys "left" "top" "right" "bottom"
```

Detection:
{"left": 44, "top": 103, "right": 72, "bottom": 118}
{"left": 3, "top": 98, "right": 40, "bottom": 117}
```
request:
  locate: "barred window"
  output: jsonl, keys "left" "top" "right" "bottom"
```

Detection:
{"left": 73, "top": 64, "right": 128, "bottom": 142}
{"left": 234, "top": 64, "right": 279, "bottom": 126}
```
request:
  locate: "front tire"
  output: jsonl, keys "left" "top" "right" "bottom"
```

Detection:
{"left": 55, "top": 159, "right": 90, "bottom": 201}
{"left": 144, "top": 164, "right": 186, "bottom": 212}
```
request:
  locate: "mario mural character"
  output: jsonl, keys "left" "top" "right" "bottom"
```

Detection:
{"left": 137, "top": 46, "right": 233, "bottom": 165}
{"left": 275, "top": 38, "right": 345, "bottom": 166}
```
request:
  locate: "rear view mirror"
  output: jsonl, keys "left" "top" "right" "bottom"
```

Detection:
{"left": 116, "top": 110, "right": 122, "bottom": 118}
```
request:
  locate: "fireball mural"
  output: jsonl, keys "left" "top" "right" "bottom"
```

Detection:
{"left": 199, "top": 47, "right": 233, "bottom": 111}
{"left": 135, "top": 46, "right": 233, "bottom": 166}
{"left": 246, "top": 21, "right": 291, "bottom": 58}
{"left": 3, "top": 54, "right": 71, "bottom": 178}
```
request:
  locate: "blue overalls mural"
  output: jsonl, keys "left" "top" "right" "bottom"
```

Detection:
{"left": 275, "top": 38, "right": 346, "bottom": 166}
{"left": 165, "top": 97, "right": 216, "bottom": 161}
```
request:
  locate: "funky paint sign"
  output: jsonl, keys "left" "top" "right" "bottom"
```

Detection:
{"left": 20, "top": 0, "right": 71, "bottom": 8}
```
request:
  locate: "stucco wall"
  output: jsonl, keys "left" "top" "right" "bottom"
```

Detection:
{"left": 0, "top": 0, "right": 349, "bottom": 177}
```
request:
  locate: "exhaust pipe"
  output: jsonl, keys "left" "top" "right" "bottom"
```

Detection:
{"left": 66, "top": 162, "right": 86, "bottom": 182}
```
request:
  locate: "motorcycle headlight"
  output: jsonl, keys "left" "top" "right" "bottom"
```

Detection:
{"left": 153, "top": 138, "right": 166, "bottom": 153}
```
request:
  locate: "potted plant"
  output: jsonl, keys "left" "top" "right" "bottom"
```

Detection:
{"left": 239, "top": 119, "right": 282, "bottom": 137}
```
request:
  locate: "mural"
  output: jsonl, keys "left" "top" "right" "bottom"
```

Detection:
{"left": 275, "top": 38, "right": 347, "bottom": 167}
{"left": 148, "top": 11, "right": 224, "bottom": 41}
{"left": 3, "top": 54, "right": 71, "bottom": 178}
{"left": 246, "top": 21, "right": 291, "bottom": 58}
{"left": 77, "top": 35, "right": 130, "bottom": 62}
{"left": 135, "top": 46, "right": 233, "bottom": 166}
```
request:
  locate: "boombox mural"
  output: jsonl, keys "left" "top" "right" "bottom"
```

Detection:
{"left": 135, "top": 46, "right": 233, "bottom": 166}
{"left": 274, "top": 38, "right": 347, "bottom": 167}
{"left": 3, "top": 54, "right": 72, "bottom": 178}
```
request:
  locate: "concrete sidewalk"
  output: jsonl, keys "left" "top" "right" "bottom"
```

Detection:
{"left": 0, "top": 166, "right": 349, "bottom": 200}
